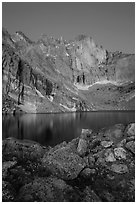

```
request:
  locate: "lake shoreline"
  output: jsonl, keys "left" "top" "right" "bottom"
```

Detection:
{"left": 2, "top": 122, "right": 135, "bottom": 202}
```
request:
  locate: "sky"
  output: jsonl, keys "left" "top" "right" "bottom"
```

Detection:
{"left": 2, "top": 2, "right": 135, "bottom": 53}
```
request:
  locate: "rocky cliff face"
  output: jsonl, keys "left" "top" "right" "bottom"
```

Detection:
{"left": 2, "top": 28, "right": 135, "bottom": 113}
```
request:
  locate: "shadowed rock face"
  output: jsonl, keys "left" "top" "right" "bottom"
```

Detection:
{"left": 2, "top": 28, "right": 135, "bottom": 113}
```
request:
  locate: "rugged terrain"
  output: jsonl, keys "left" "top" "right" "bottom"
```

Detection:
{"left": 2, "top": 28, "right": 135, "bottom": 113}
{"left": 3, "top": 123, "right": 135, "bottom": 201}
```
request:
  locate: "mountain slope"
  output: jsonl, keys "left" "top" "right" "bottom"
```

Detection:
{"left": 2, "top": 28, "right": 135, "bottom": 113}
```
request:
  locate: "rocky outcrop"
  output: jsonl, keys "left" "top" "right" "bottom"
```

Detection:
{"left": 2, "top": 28, "right": 135, "bottom": 113}
{"left": 2, "top": 123, "right": 135, "bottom": 201}
{"left": 42, "top": 145, "right": 86, "bottom": 180}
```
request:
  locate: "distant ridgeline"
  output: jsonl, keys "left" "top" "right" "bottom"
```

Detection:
{"left": 2, "top": 28, "right": 135, "bottom": 113}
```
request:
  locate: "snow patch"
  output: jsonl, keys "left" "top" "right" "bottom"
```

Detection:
{"left": 48, "top": 95, "right": 53, "bottom": 102}
{"left": 60, "top": 103, "right": 76, "bottom": 112}
{"left": 72, "top": 97, "right": 78, "bottom": 100}
{"left": 35, "top": 88, "right": 45, "bottom": 98}
{"left": 66, "top": 52, "right": 69, "bottom": 57}
{"left": 64, "top": 85, "right": 78, "bottom": 95}
{"left": 74, "top": 80, "right": 125, "bottom": 90}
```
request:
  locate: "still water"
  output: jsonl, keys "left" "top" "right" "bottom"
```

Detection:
{"left": 3, "top": 111, "right": 135, "bottom": 147}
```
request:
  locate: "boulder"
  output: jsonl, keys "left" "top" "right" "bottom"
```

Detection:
{"left": 125, "top": 141, "right": 135, "bottom": 154}
{"left": 3, "top": 138, "right": 46, "bottom": 161}
{"left": 80, "top": 167, "right": 96, "bottom": 179}
{"left": 100, "top": 190, "right": 115, "bottom": 202}
{"left": 80, "top": 129, "right": 92, "bottom": 140}
{"left": 16, "top": 176, "right": 77, "bottom": 202}
{"left": 117, "top": 139, "right": 127, "bottom": 147}
{"left": 2, "top": 161, "right": 17, "bottom": 180}
{"left": 126, "top": 123, "right": 135, "bottom": 137}
{"left": 42, "top": 146, "right": 86, "bottom": 180}
{"left": 110, "top": 164, "right": 129, "bottom": 174}
{"left": 101, "top": 140, "right": 113, "bottom": 148}
{"left": 104, "top": 124, "right": 125, "bottom": 139}
{"left": 77, "top": 138, "right": 88, "bottom": 156}
{"left": 104, "top": 149, "right": 116, "bottom": 162}
{"left": 114, "top": 147, "right": 126, "bottom": 160}
{"left": 83, "top": 187, "right": 101, "bottom": 202}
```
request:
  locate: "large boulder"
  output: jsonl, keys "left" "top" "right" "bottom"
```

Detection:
{"left": 104, "top": 124, "right": 125, "bottom": 140}
{"left": 110, "top": 164, "right": 129, "bottom": 174}
{"left": 3, "top": 138, "right": 46, "bottom": 161}
{"left": 16, "top": 176, "right": 78, "bottom": 202}
{"left": 125, "top": 141, "right": 135, "bottom": 154}
{"left": 77, "top": 138, "right": 88, "bottom": 157}
{"left": 114, "top": 147, "right": 127, "bottom": 160}
{"left": 41, "top": 146, "right": 86, "bottom": 180}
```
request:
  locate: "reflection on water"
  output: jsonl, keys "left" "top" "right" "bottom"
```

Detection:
{"left": 3, "top": 111, "right": 135, "bottom": 147}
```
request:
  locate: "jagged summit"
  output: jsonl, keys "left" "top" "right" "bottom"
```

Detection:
{"left": 2, "top": 28, "right": 135, "bottom": 113}
{"left": 12, "top": 31, "right": 34, "bottom": 44}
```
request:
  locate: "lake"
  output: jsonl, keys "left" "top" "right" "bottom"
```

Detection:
{"left": 3, "top": 111, "right": 135, "bottom": 147}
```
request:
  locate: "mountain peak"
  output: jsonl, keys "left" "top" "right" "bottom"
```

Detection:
{"left": 11, "top": 31, "right": 33, "bottom": 44}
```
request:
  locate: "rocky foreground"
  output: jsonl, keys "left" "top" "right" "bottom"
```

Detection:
{"left": 3, "top": 123, "right": 135, "bottom": 202}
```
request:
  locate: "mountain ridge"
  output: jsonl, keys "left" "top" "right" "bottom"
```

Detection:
{"left": 2, "top": 28, "right": 135, "bottom": 113}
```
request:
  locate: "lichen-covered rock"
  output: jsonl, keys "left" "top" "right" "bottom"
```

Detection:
{"left": 125, "top": 141, "right": 135, "bottom": 154}
{"left": 2, "top": 181, "right": 16, "bottom": 202}
{"left": 110, "top": 164, "right": 129, "bottom": 174}
{"left": 42, "top": 146, "right": 86, "bottom": 180}
{"left": 117, "top": 139, "right": 127, "bottom": 147}
{"left": 99, "top": 190, "right": 115, "bottom": 202}
{"left": 104, "top": 124, "right": 125, "bottom": 139}
{"left": 101, "top": 140, "right": 113, "bottom": 148}
{"left": 114, "top": 147, "right": 126, "bottom": 160}
{"left": 80, "top": 129, "right": 92, "bottom": 140}
{"left": 82, "top": 187, "right": 101, "bottom": 202}
{"left": 2, "top": 160, "right": 17, "bottom": 179}
{"left": 89, "top": 138, "right": 101, "bottom": 150}
{"left": 126, "top": 123, "right": 135, "bottom": 137}
{"left": 16, "top": 176, "right": 77, "bottom": 202}
{"left": 3, "top": 138, "right": 46, "bottom": 161}
{"left": 80, "top": 167, "right": 96, "bottom": 179}
{"left": 77, "top": 138, "right": 88, "bottom": 156}
{"left": 104, "top": 149, "right": 116, "bottom": 162}
{"left": 88, "top": 153, "right": 95, "bottom": 168}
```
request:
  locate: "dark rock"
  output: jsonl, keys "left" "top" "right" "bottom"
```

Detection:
{"left": 100, "top": 190, "right": 115, "bottom": 202}
{"left": 83, "top": 187, "right": 101, "bottom": 202}
{"left": 89, "top": 138, "right": 101, "bottom": 150}
{"left": 2, "top": 160, "right": 17, "bottom": 180}
{"left": 8, "top": 165, "right": 33, "bottom": 190}
{"left": 88, "top": 153, "right": 95, "bottom": 168}
{"left": 2, "top": 181, "right": 16, "bottom": 202}
{"left": 125, "top": 141, "right": 135, "bottom": 154}
{"left": 80, "top": 167, "right": 96, "bottom": 179}
{"left": 3, "top": 138, "right": 46, "bottom": 161}
{"left": 42, "top": 146, "right": 86, "bottom": 180}
{"left": 16, "top": 176, "right": 77, "bottom": 202}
